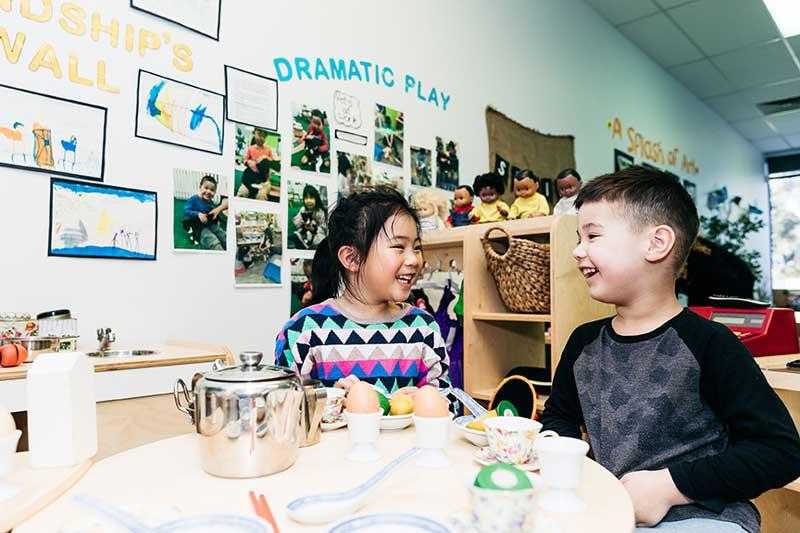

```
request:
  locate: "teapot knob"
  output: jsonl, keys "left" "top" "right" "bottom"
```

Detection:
{"left": 239, "top": 351, "right": 264, "bottom": 367}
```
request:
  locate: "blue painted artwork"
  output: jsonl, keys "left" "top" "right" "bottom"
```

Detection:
{"left": 49, "top": 179, "right": 157, "bottom": 260}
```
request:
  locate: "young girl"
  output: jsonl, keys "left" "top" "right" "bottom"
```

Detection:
{"left": 275, "top": 188, "right": 452, "bottom": 399}
{"left": 291, "top": 184, "right": 328, "bottom": 249}
{"left": 239, "top": 128, "right": 277, "bottom": 199}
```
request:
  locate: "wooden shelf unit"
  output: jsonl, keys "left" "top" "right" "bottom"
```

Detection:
{"left": 421, "top": 216, "right": 614, "bottom": 401}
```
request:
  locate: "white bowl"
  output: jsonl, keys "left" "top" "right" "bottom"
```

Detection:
{"left": 380, "top": 413, "right": 413, "bottom": 431}
{"left": 453, "top": 415, "right": 488, "bottom": 447}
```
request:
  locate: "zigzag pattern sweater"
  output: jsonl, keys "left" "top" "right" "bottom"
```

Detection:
{"left": 275, "top": 300, "right": 451, "bottom": 396}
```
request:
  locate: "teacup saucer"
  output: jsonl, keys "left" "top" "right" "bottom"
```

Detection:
{"left": 321, "top": 416, "right": 347, "bottom": 431}
{"left": 472, "top": 447, "right": 539, "bottom": 471}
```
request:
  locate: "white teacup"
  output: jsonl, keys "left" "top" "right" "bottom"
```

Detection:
{"left": 468, "top": 484, "right": 535, "bottom": 532}
{"left": 535, "top": 435, "right": 589, "bottom": 490}
{"left": 484, "top": 416, "right": 557, "bottom": 465}
{"left": 323, "top": 387, "right": 346, "bottom": 423}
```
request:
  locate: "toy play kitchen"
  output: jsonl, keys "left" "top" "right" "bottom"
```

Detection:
{"left": 690, "top": 296, "right": 800, "bottom": 357}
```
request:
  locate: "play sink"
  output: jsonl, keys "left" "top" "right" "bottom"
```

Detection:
{"left": 85, "top": 349, "right": 159, "bottom": 358}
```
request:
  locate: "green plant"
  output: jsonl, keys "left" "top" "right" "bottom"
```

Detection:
{"left": 700, "top": 209, "right": 765, "bottom": 284}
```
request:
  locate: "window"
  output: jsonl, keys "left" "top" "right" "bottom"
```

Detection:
{"left": 769, "top": 175, "right": 800, "bottom": 290}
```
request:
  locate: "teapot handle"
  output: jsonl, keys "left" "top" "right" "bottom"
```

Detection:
{"left": 173, "top": 378, "right": 194, "bottom": 421}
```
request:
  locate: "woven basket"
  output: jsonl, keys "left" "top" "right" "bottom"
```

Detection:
{"left": 481, "top": 226, "right": 550, "bottom": 313}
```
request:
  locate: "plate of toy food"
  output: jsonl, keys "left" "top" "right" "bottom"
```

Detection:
{"left": 454, "top": 401, "right": 518, "bottom": 447}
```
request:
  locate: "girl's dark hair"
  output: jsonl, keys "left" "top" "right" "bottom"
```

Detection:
{"left": 514, "top": 169, "right": 540, "bottom": 183}
{"left": 455, "top": 184, "right": 474, "bottom": 197}
{"left": 302, "top": 184, "right": 323, "bottom": 212}
{"left": 473, "top": 172, "right": 505, "bottom": 195}
{"left": 311, "top": 187, "right": 421, "bottom": 301}
{"left": 556, "top": 168, "right": 581, "bottom": 182}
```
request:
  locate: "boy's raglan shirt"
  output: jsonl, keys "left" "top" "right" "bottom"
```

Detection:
{"left": 541, "top": 309, "right": 800, "bottom": 533}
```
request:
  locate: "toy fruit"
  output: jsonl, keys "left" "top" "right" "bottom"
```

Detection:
{"left": 466, "top": 410, "right": 497, "bottom": 432}
{"left": 377, "top": 391, "right": 391, "bottom": 416}
{"left": 389, "top": 393, "right": 414, "bottom": 415}
{"left": 0, "top": 343, "right": 27, "bottom": 367}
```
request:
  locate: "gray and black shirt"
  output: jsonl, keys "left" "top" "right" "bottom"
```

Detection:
{"left": 541, "top": 309, "right": 800, "bottom": 533}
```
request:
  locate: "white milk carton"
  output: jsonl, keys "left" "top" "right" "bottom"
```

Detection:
{"left": 27, "top": 352, "right": 97, "bottom": 467}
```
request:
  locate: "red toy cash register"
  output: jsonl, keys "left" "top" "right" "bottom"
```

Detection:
{"left": 690, "top": 296, "right": 799, "bottom": 357}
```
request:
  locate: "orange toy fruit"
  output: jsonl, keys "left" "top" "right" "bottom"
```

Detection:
{"left": 0, "top": 343, "right": 27, "bottom": 367}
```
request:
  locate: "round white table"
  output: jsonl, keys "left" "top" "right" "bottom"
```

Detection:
{"left": 16, "top": 426, "right": 634, "bottom": 532}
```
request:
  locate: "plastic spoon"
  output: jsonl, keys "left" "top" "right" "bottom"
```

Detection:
{"left": 444, "top": 387, "right": 487, "bottom": 418}
{"left": 286, "top": 447, "right": 419, "bottom": 525}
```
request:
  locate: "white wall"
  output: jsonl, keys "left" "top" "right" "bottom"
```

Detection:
{"left": 0, "top": 0, "right": 768, "bottom": 357}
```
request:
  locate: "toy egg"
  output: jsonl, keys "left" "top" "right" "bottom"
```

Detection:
{"left": 345, "top": 381, "right": 380, "bottom": 414}
{"left": 413, "top": 385, "right": 449, "bottom": 417}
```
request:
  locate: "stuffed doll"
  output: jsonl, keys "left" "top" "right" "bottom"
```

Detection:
{"left": 470, "top": 172, "right": 509, "bottom": 223}
{"left": 508, "top": 169, "right": 550, "bottom": 219}
{"left": 447, "top": 185, "right": 477, "bottom": 227}
{"left": 411, "top": 189, "right": 448, "bottom": 231}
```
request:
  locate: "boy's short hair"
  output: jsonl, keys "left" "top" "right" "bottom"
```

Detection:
{"left": 556, "top": 168, "right": 581, "bottom": 182}
{"left": 575, "top": 165, "right": 698, "bottom": 273}
{"left": 455, "top": 184, "right": 474, "bottom": 197}
{"left": 514, "top": 169, "right": 540, "bottom": 183}
{"left": 200, "top": 174, "right": 217, "bottom": 187}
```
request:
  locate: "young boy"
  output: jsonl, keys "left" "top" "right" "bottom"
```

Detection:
{"left": 183, "top": 175, "right": 228, "bottom": 250}
{"left": 541, "top": 166, "right": 800, "bottom": 532}
{"left": 553, "top": 167, "right": 582, "bottom": 215}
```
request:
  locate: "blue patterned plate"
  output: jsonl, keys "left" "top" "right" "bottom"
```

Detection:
{"left": 328, "top": 513, "right": 450, "bottom": 532}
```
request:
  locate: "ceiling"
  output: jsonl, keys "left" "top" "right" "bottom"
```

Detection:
{"left": 585, "top": 0, "right": 800, "bottom": 155}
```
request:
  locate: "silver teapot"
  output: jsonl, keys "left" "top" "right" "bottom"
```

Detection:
{"left": 173, "top": 351, "right": 326, "bottom": 478}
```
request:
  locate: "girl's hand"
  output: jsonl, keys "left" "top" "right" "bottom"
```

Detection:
{"left": 620, "top": 469, "right": 691, "bottom": 527}
{"left": 335, "top": 375, "right": 360, "bottom": 390}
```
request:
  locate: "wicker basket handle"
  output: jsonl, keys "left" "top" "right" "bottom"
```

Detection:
{"left": 482, "top": 226, "right": 513, "bottom": 260}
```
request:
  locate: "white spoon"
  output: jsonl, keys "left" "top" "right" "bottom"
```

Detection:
{"left": 286, "top": 447, "right": 419, "bottom": 525}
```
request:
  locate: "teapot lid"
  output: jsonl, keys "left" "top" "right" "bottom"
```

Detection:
{"left": 205, "top": 351, "right": 295, "bottom": 383}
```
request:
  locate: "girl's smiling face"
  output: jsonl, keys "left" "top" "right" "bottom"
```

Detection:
{"left": 304, "top": 194, "right": 317, "bottom": 210}
{"left": 356, "top": 213, "right": 422, "bottom": 304}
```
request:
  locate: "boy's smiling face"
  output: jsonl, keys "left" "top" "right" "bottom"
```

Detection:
{"left": 573, "top": 200, "right": 650, "bottom": 305}
{"left": 199, "top": 180, "right": 217, "bottom": 201}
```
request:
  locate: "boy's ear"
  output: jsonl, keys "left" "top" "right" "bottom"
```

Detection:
{"left": 645, "top": 225, "right": 676, "bottom": 264}
{"left": 337, "top": 245, "right": 361, "bottom": 273}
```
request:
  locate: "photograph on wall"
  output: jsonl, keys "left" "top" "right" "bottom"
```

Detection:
{"left": 234, "top": 123, "right": 281, "bottom": 202}
{"left": 410, "top": 146, "right": 432, "bottom": 187}
{"left": 0, "top": 84, "right": 106, "bottom": 181}
{"left": 613, "top": 149, "right": 634, "bottom": 172}
{"left": 374, "top": 104, "right": 404, "bottom": 167}
{"left": 337, "top": 151, "right": 372, "bottom": 198}
{"left": 130, "top": 0, "right": 222, "bottom": 40}
{"left": 290, "top": 255, "right": 315, "bottom": 316}
{"left": 233, "top": 201, "right": 282, "bottom": 287}
{"left": 225, "top": 66, "right": 278, "bottom": 131}
{"left": 135, "top": 70, "right": 225, "bottom": 155}
{"left": 288, "top": 180, "right": 328, "bottom": 251}
{"left": 49, "top": 178, "right": 157, "bottom": 260}
{"left": 373, "top": 164, "right": 405, "bottom": 194}
{"left": 291, "top": 104, "right": 331, "bottom": 173}
{"left": 435, "top": 136, "right": 459, "bottom": 191}
{"left": 683, "top": 179, "right": 697, "bottom": 203}
{"left": 173, "top": 169, "right": 228, "bottom": 252}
